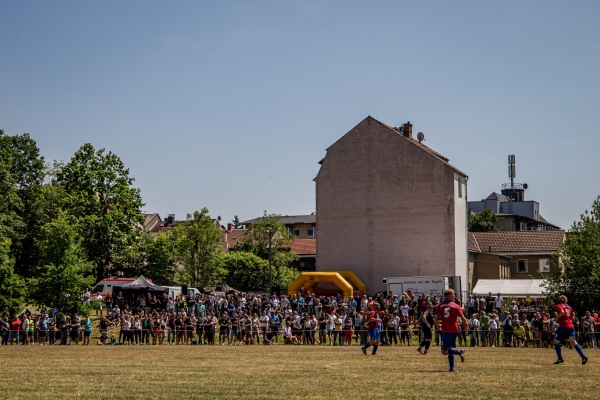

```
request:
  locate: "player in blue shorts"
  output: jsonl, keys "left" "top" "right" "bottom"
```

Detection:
{"left": 552, "top": 295, "right": 588, "bottom": 365}
{"left": 361, "top": 302, "right": 382, "bottom": 355}
{"left": 435, "top": 289, "right": 468, "bottom": 372}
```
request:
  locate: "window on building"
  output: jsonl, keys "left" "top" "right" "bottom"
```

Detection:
{"left": 458, "top": 177, "right": 463, "bottom": 198}
{"left": 307, "top": 229, "right": 314, "bottom": 238}
{"left": 499, "top": 262, "right": 510, "bottom": 279}
{"left": 293, "top": 229, "right": 300, "bottom": 237}
{"left": 517, "top": 259, "right": 528, "bottom": 273}
{"left": 538, "top": 259, "right": 550, "bottom": 273}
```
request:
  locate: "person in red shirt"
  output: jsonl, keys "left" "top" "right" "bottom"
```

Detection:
{"left": 9, "top": 315, "right": 21, "bottom": 345}
{"left": 434, "top": 289, "right": 467, "bottom": 372}
{"left": 552, "top": 295, "right": 588, "bottom": 365}
{"left": 361, "top": 302, "right": 382, "bottom": 355}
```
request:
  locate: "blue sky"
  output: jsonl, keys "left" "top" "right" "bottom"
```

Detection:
{"left": 1, "top": 1, "right": 599, "bottom": 229}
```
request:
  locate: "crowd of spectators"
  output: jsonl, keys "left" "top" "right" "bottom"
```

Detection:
{"left": 1, "top": 291, "right": 599, "bottom": 349}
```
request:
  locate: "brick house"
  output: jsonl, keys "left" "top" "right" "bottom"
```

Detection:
{"left": 468, "top": 230, "right": 565, "bottom": 289}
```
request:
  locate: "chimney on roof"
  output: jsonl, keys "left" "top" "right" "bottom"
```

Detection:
{"left": 166, "top": 214, "right": 175, "bottom": 224}
{"left": 401, "top": 121, "right": 413, "bottom": 139}
{"left": 227, "top": 223, "right": 233, "bottom": 232}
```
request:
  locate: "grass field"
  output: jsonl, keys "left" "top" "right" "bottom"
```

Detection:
{"left": 0, "top": 343, "right": 597, "bottom": 399}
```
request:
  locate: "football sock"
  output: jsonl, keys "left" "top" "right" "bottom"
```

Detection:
{"left": 574, "top": 344, "right": 586, "bottom": 359}
{"left": 363, "top": 343, "right": 371, "bottom": 350}
{"left": 425, "top": 341, "right": 431, "bottom": 351}
{"left": 372, "top": 344, "right": 378, "bottom": 354}
{"left": 448, "top": 354, "right": 455, "bottom": 369}
{"left": 554, "top": 343, "right": 563, "bottom": 359}
{"left": 449, "top": 349, "right": 461, "bottom": 356}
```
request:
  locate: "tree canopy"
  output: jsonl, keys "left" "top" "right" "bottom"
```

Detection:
{"left": 56, "top": 143, "right": 145, "bottom": 280}
{"left": 0, "top": 235, "right": 25, "bottom": 313}
{"left": 234, "top": 211, "right": 299, "bottom": 290}
{"left": 545, "top": 196, "right": 600, "bottom": 313}
{"left": 468, "top": 208, "right": 501, "bottom": 232}
{"left": 29, "top": 213, "right": 95, "bottom": 313}
{"left": 0, "top": 131, "right": 45, "bottom": 277}
{"left": 0, "top": 130, "right": 303, "bottom": 311}
{"left": 171, "top": 209, "right": 226, "bottom": 288}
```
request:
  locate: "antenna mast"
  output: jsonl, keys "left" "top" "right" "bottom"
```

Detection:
{"left": 508, "top": 154, "right": 516, "bottom": 188}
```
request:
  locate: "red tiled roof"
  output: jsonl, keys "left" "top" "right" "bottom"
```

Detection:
{"left": 470, "top": 230, "right": 565, "bottom": 253}
{"left": 223, "top": 229, "right": 248, "bottom": 250}
{"left": 468, "top": 232, "right": 480, "bottom": 252}
{"left": 290, "top": 238, "right": 316, "bottom": 255}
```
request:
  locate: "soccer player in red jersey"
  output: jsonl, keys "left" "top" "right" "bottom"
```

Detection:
{"left": 361, "top": 302, "right": 382, "bottom": 355}
{"left": 434, "top": 289, "right": 467, "bottom": 372}
{"left": 552, "top": 295, "right": 588, "bottom": 365}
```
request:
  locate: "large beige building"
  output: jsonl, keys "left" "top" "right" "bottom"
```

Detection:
{"left": 315, "top": 116, "right": 468, "bottom": 295}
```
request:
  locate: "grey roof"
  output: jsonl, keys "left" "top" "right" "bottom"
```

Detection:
{"left": 485, "top": 192, "right": 511, "bottom": 202}
{"left": 242, "top": 214, "right": 316, "bottom": 225}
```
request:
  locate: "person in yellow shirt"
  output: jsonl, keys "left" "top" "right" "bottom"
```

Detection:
{"left": 513, "top": 320, "right": 526, "bottom": 347}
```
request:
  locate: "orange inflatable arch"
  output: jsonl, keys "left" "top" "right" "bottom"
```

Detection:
{"left": 287, "top": 271, "right": 367, "bottom": 299}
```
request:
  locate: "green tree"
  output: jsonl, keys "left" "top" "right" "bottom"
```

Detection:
{"left": 545, "top": 196, "right": 600, "bottom": 313}
{"left": 171, "top": 209, "right": 226, "bottom": 288}
{"left": 223, "top": 251, "right": 298, "bottom": 292}
{"left": 113, "top": 231, "right": 177, "bottom": 285}
{"left": 234, "top": 211, "right": 299, "bottom": 290}
{"left": 56, "top": 143, "right": 145, "bottom": 280}
{"left": 145, "top": 233, "right": 177, "bottom": 285}
{"left": 468, "top": 209, "right": 501, "bottom": 232}
{"left": 232, "top": 215, "right": 241, "bottom": 229}
{"left": 29, "top": 213, "right": 95, "bottom": 312}
{"left": 0, "top": 236, "right": 25, "bottom": 313}
{"left": 0, "top": 131, "right": 45, "bottom": 277}
{"left": 223, "top": 251, "right": 269, "bottom": 291}
{"left": 0, "top": 155, "right": 23, "bottom": 242}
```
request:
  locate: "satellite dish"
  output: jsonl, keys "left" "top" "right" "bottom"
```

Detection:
{"left": 523, "top": 183, "right": 528, "bottom": 189}
{"left": 417, "top": 132, "right": 425, "bottom": 142}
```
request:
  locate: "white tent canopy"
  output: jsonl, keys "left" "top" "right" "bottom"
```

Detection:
{"left": 472, "top": 279, "right": 547, "bottom": 298}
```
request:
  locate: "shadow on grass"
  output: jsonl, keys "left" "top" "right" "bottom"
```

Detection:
{"left": 418, "top": 370, "right": 455, "bottom": 373}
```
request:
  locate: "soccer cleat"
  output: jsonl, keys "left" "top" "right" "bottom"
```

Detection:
{"left": 417, "top": 348, "right": 423, "bottom": 354}
{"left": 582, "top": 357, "right": 588, "bottom": 365}
{"left": 459, "top": 350, "right": 466, "bottom": 363}
{"left": 423, "top": 351, "right": 428, "bottom": 355}
{"left": 362, "top": 347, "right": 367, "bottom": 355}
{"left": 448, "top": 368, "right": 455, "bottom": 372}
{"left": 553, "top": 358, "right": 564, "bottom": 365}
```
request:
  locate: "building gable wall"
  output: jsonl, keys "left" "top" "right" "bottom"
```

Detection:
{"left": 316, "top": 117, "right": 462, "bottom": 294}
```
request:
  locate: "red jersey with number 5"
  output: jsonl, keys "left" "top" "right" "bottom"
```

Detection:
{"left": 435, "top": 301, "right": 465, "bottom": 333}
{"left": 556, "top": 303, "right": 575, "bottom": 329}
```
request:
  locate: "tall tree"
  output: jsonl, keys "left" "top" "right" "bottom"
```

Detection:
{"left": 145, "top": 233, "right": 177, "bottom": 285}
{"left": 234, "top": 211, "right": 299, "bottom": 290}
{"left": 171, "top": 209, "right": 226, "bottom": 288}
{"left": 56, "top": 143, "right": 145, "bottom": 280}
{"left": 223, "top": 251, "right": 269, "bottom": 292}
{"left": 0, "top": 235, "right": 25, "bottom": 313}
{"left": 0, "top": 131, "right": 45, "bottom": 277}
{"left": 545, "top": 196, "right": 600, "bottom": 313}
{"left": 468, "top": 209, "right": 501, "bottom": 232}
{"left": 112, "top": 231, "right": 177, "bottom": 285}
{"left": 29, "top": 213, "right": 95, "bottom": 312}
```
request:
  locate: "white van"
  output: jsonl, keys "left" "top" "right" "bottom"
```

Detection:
{"left": 164, "top": 286, "right": 201, "bottom": 300}
{"left": 89, "top": 277, "right": 136, "bottom": 301}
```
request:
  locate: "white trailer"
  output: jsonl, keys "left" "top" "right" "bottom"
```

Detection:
{"left": 382, "top": 276, "right": 461, "bottom": 299}
{"left": 164, "top": 286, "right": 201, "bottom": 300}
